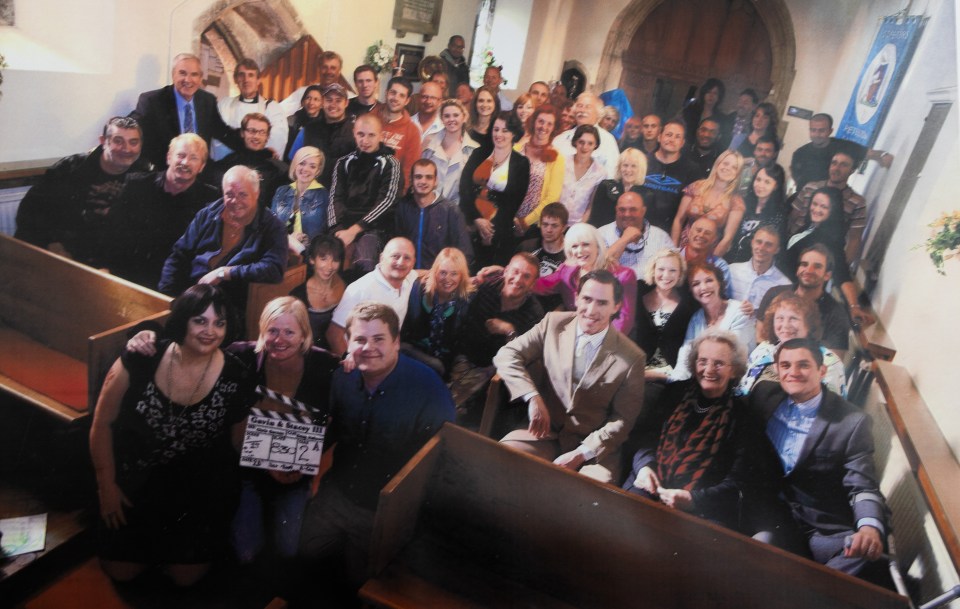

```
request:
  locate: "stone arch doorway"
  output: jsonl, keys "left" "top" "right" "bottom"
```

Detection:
{"left": 596, "top": 0, "right": 796, "bottom": 122}
{"left": 193, "top": 0, "right": 309, "bottom": 100}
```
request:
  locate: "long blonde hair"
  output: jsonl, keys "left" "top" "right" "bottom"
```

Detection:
{"left": 424, "top": 248, "right": 475, "bottom": 301}
{"left": 694, "top": 150, "right": 744, "bottom": 199}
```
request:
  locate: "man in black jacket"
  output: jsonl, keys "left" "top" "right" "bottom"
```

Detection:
{"left": 394, "top": 159, "right": 473, "bottom": 269}
{"left": 15, "top": 116, "right": 153, "bottom": 264}
{"left": 207, "top": 112, "right": 288, "bottom": 209}
{"left": 329, "top": 114, "right": 401, "bottom": 272}
{"left": 129, "top": 53, "right": 243, "bottom": 169}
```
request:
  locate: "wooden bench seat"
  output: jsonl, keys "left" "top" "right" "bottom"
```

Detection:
{"left": 0, "top": 326, "right": 88, "bottom": 413}
{"left": 0, "top": 235, "right": 171, "bottom": 422}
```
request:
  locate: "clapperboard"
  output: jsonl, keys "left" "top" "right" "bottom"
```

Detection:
{"left": 239, "top": 386, "right": 328, "bottom": 475}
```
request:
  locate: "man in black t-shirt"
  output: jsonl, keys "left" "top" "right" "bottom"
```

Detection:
{"left": 449, "top": 253, "right": 545, "bottom": 410}
{"left": 15, "top": 116, "right": 153, "bottom": 264}
{"left": 641, "top": 120, "right": 701, "bottom": 233}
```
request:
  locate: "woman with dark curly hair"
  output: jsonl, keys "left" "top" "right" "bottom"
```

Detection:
{"left": 460, "top": 111, "right": 530, "bottom": 266}
{"left": 736, "top": 102, "right": 780, "bottom": 160}
{"left": 90, "top": 285, "right": 255, "bottom": 586}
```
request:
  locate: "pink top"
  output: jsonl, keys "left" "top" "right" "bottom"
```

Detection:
{"left": 534, "top": 263, "right": 637, "bottom": 336}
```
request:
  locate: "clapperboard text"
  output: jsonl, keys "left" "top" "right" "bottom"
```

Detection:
{"left": 239, "top": 386, "right": 327, "bottom": 475}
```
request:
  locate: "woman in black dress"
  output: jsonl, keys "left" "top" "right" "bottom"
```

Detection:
{"left": 90, "top": 285, "right": 254, "bottom": 585}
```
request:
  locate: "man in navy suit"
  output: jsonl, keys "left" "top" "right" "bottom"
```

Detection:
{"left": 750, "top": 338, "right": 890, "bottom": 578}
{"left": 130, "top": 53, "right": 243, "bottom": 169}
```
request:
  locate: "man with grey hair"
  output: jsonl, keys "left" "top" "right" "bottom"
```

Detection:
{"left": 280, "top": 50, "right": 353, "bottom": 117}
{"left": 159, "top": 164, "right": 287, "bottom": 304}
{"left": 130, "top": 52, "right": 243, "bottom": 169}
{"left": 105, "top": 133, "right": 220, "bottom": 289}
{"left": 15, "top": 116, "right": 153, "bottom": 263}
{"left": 551, "top": 91, "right": 621, "bottom": 177}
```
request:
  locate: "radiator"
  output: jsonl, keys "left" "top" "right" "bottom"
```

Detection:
{"left": 0, "top": 186, "right": 30, "bottom": 236}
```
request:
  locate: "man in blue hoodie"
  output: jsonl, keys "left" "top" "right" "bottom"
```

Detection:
{"left": 394, "top": 159, "right": 473, "bottom": 269}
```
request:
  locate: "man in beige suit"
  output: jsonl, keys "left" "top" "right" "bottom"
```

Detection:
{"left": 494, "top": 270, "right": 646, "bottom": 483}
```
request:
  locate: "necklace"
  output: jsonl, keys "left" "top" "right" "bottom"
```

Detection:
{"left": 491, "top": 150, "right": 510, "bottom": 169}
{"left": 166, "top": 344, "right": 215, "bottom": 419}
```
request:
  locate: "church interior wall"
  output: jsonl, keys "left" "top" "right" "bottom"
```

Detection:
{"left": 0, "top": 0, "right": 958, "bottom": 522}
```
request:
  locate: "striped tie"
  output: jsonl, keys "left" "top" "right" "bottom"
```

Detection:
{"left": 183, "top": 103, "right": 195, "bottom": 133}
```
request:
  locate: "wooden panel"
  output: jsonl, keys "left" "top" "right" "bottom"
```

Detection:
{"left": 245, "top": 263, "right": 307, "bottom": 340}
{"left": 370, "top": 434, "right": 443, "bottom": 574}
{"left": 259, "top": 35, "right": 323, "bottom": 103}
{"left": 0, "top": 235, "right": 171, "bottom": 361}
{"left": 619, "top": 0, "right": 773, "bottom": 119}
{"left": 0, "top": 235, "right": 170, "bottom": 418}
{"left": 874, "top": 360, "right": 960, "bottom": 573}
{"left": 370, "top": 425, "right": 910, "bottom": 609}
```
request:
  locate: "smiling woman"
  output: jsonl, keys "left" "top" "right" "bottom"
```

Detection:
{"left": 623, "top": 329, "right": 780, "bottom": 534}
{"left": 89, "top": 285, "right": 256, "bottom": 586}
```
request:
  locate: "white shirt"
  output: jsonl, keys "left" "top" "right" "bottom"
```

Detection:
{"left": 420, "top": 131, "right": 481, "bottom": 205}
{"left": 214, "top": 95, "right": 289, "bottom": 160}
{"left": 331, "top": 265, "right": 417, "bottom": 329}
{"left": 729, "top": 260, "right": 793, "bottom": 309}
{"left": 597, "top": 221, "right": 676, "bottom": 278}
{"left": 413, "top": 112, "right": 444, "bottom": 143}
{"left": 552, "top": 126, "right": 621, "bottom": 179}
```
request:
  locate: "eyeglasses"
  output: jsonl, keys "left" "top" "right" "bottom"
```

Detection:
{"left": 244, "top": 128, "right": 268, "bottom": 137}
{"left": 695, "top": 358, "right": 730, "bottom": 371}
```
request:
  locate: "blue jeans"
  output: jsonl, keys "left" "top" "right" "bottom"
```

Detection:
{"left": 231, "top": 475, "right": 310, "bottom": 563}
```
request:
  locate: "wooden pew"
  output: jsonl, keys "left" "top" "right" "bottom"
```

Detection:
{"left": 245, "top": 263, "right": 307, "bottom": 339}
{"left": 362, "top": 424, "right": 910, "bottom": 609}
{"left": 0, "top": 235, "right": 171, "bottom": 422}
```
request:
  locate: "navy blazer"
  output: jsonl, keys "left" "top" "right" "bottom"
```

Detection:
{"left": 749, "top": 381, "right": 889, "bottom": 537}
{"left": 130, "top": 85, "right": 243, "bottom": 168}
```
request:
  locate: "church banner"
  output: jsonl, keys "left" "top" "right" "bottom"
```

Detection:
{"left": 836, "top": 15, "right": 924, "bottom": 148}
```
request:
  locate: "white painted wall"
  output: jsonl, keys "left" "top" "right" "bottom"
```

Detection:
{"left": 0, "top": 0, "right": 480, "bottom": 163}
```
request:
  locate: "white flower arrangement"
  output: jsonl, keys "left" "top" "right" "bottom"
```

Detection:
{"left": 365, "top": 40, "right": 395, "bottom": 74}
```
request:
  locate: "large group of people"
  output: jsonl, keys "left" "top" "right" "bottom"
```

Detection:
{"left": 13, "top": 36, "right": 898, "bottom": 605}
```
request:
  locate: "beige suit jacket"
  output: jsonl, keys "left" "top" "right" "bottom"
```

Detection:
{"left": 494, "top": 312, "right": 647, "bottom": 459}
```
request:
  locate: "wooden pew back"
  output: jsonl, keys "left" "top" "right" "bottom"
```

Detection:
{"left": 0, "top": 235, "right": 171, "bottom": 419}
{"left": 369, "top": 424, "right": 910, "bottom": 609}
{"left": 0, "top": 235, "right": 170, "bottom": 360}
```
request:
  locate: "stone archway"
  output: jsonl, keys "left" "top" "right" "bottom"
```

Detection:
{"left": 595, "top": 0, "right": 796, "bottom": 116}
{"left": 193, "top": 0, "right": 306, "bottom": 96}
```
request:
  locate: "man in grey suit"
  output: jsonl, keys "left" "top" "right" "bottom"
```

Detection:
{"left": 494, "top": 269, "right": 646, "bottom": 484}
{"left": 750, "top": 337, "right": 890, "bottom": 577}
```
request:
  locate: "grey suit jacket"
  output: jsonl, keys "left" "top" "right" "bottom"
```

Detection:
{"left": 494, "top": 311, "right": 647, "bottom": 459}
{"left": 749, "top": 380, "right": 889, "bottom": 536}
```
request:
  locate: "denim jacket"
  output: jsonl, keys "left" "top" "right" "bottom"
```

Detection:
{"left": 271, "top": 181, "right": 330, "bottom": 239}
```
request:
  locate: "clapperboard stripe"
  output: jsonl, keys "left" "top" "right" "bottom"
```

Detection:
{"left": 250, "top": 407, "right": 312, "bottom": 425}
{"left": 255, "top": 385, "right": 328, "bottom": 425}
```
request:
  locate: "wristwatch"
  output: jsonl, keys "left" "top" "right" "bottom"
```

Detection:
{"left": 217, "top": 268, "right": 227, "bottom": 281}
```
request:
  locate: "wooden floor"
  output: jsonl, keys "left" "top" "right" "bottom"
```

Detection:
{"left": 0, "top": 397, "right": 285, "bottom": 609}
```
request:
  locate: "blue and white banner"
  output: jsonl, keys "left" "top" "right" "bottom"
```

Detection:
{"left": 837, "top": 15, "right": 924, "bottom": 147}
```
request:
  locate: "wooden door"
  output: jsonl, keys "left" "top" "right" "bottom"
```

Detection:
{"left": 258, "top": 35, "right": 324, "bottom": 102}
{"left": 619, "top": 0, "right": 773, "bottom": 119}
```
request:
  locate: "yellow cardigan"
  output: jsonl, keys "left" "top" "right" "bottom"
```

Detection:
{"left": 514, "top": 142, "right": 566, "bottom": 228}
